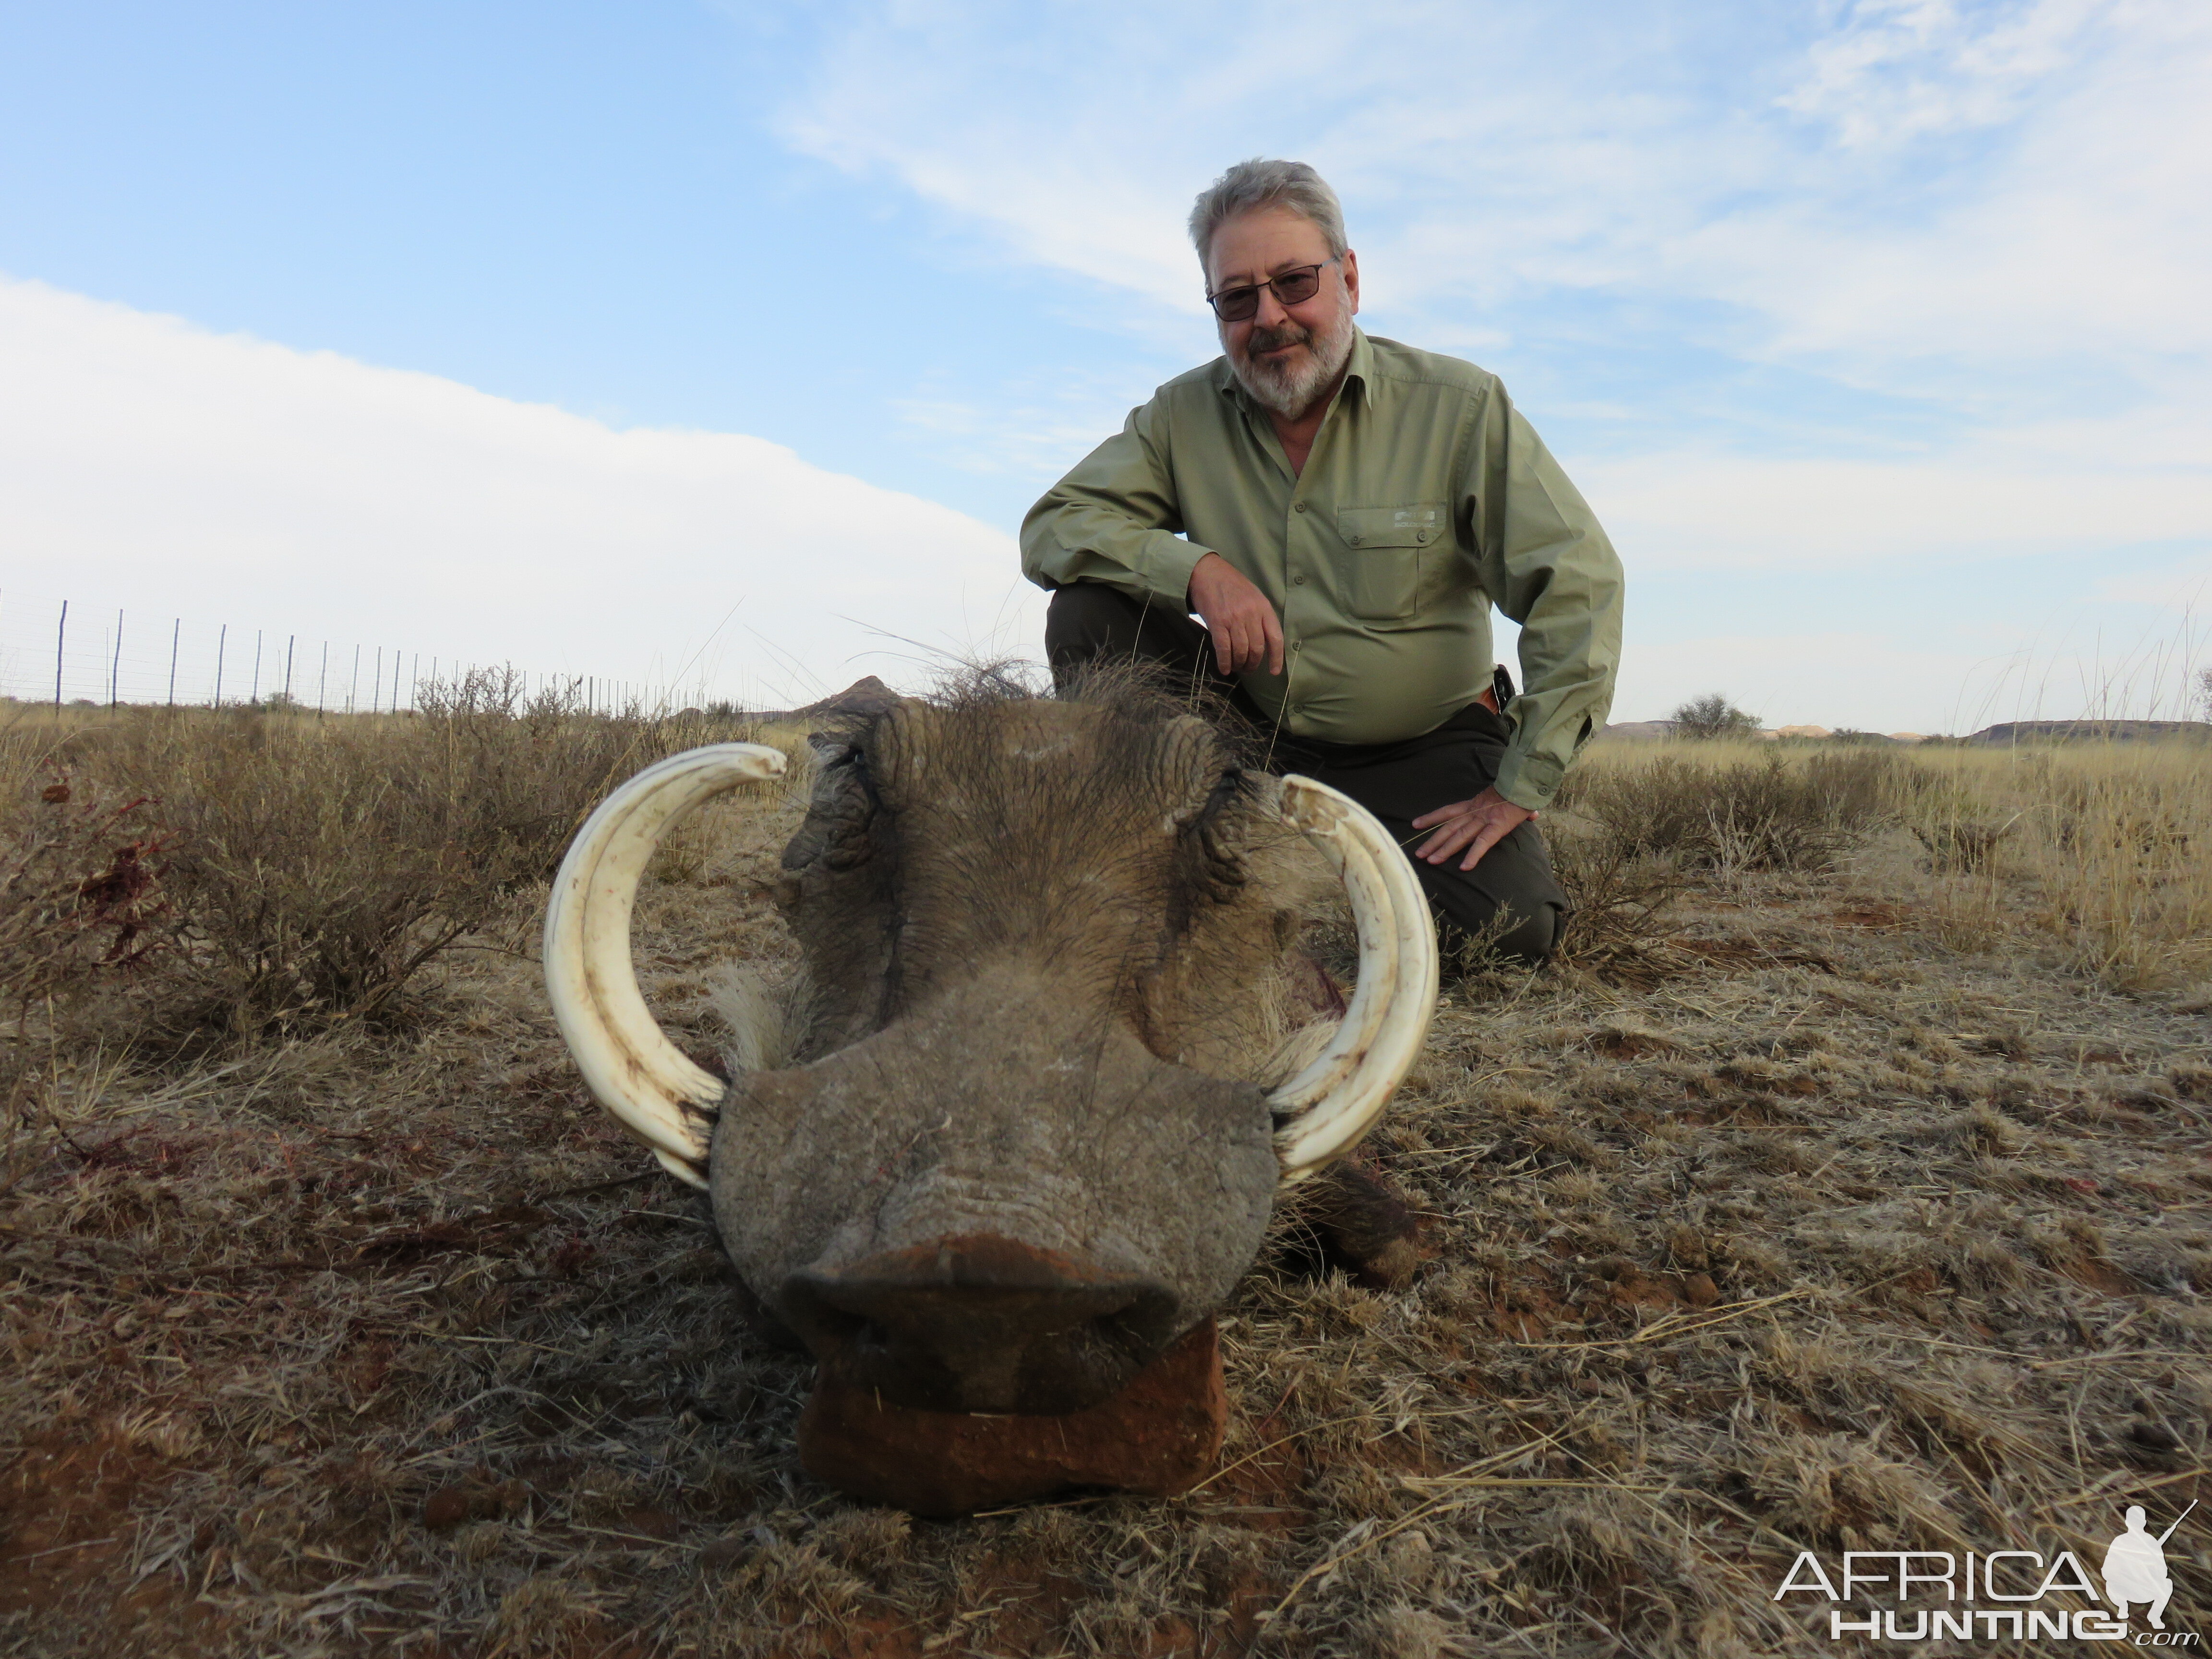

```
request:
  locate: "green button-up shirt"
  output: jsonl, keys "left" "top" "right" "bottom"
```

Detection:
{"left": 1019, "top": 329, "right": 1624, "bottom": 810}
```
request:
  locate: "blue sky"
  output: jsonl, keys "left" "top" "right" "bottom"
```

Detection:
{"left": 2, "top": 0, "right": 2207, "bottom": 726}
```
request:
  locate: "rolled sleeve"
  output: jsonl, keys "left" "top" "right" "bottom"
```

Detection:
{"left": 1020, "top": 401, "right": 1213, "bottom": 610}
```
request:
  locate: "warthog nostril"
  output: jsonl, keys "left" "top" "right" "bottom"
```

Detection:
{"left": 779, "top": 1233, "right": 1180, "bottom": 1415}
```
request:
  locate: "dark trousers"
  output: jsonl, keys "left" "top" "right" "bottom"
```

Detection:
{"left": 1044, "top": 583, "right": 1568, "bottom": 965}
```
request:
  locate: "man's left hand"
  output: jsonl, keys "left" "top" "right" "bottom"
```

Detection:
{"left": 1409, "top": 787, "right": 1534, "bottom": 871}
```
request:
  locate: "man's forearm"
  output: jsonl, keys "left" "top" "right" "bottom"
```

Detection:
{"left": 1021, "top": 501, "right": 1210, "bottom": 607}
{"left": 1019, "top": 406, "right": 1205, "bottom": 605}
{"left": 1462, "top": 384, "right": 1625, "bottom": 810}
{"left": 1495, "top": 631, "right": 1618, "bottom": 810}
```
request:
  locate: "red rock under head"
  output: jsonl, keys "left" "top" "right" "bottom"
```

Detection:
{"left": 796, "top": 1317, "right": 1225, "bottom": 1516}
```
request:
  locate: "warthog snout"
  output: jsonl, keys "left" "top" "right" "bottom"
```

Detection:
{"left": 782, "top": 1234, "right": 1179, "bottom": 1414}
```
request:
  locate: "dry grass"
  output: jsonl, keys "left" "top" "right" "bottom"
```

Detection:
{"left": 1896, "top": 742, "right": 2212, "bottom": 992}
{"left": 2, "top": 711, "right": 2208, "bottom": 1657}
{"left": 1552, "top": 743, "right": 1894, "bottom": 877}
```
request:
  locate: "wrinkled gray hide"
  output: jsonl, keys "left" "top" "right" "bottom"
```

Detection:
{"left": 709, "top": 691, "right": 1301, "bottom": 1415}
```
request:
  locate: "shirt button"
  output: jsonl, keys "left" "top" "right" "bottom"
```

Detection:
{"left": 1347, "top": 535, "right": 1363, "bottom": 546}
{"left": 1293, "top": 501, "right": 1308, "bottom": 513}
{"left": 1290, "top": 641, "right": 1302, "bottom": 652}
{"left": 1294, "top": 575, "right": 1306, "bottom": 585}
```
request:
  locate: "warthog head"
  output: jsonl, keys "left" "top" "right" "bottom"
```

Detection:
{"left": 543, "top": 684, "right": 1434, "bottom": 1492}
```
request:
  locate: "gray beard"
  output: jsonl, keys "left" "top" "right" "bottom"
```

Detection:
{"left": 1226, "top": 311, "right": 1357, "bottom": 418}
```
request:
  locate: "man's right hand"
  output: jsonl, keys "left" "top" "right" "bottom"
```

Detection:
{"left": 1188, "top": 552, "right": 1285, "bottom": 677}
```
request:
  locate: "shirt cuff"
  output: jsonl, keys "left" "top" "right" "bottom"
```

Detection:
{"left": 1492, "top": 747, "right": 1562, "bottom": 812}
{"left": 1140, "top": 537, "right": 1210, "bottom": 611}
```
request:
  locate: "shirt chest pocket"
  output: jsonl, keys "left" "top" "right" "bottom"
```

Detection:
{"left": 1334, "top": 504, "right": 1447, "bottom": 623}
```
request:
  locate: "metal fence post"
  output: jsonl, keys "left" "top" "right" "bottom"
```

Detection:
{"left": 111, "top": 609, "right": 123, "bottom": 708}
{"left": 215, "top": 624, "right": 227, "bottom": 707}
{"left": 54, "top": 600, "right": 67, "bottom": 707}
{"left": 168, "top": 618, "right": 180, "bottom": 706}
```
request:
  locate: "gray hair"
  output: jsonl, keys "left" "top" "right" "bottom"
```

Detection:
{"left": 1188, "top": 158, "right": 1347, "bottom": 269}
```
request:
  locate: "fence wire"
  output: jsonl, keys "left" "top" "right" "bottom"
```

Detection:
{"left": 0, "top": 593, "right": 690, "bottom": 715}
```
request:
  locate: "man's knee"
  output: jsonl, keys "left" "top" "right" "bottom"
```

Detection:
{"left": 1044, "top": 581, "right": 1163, "bottom": 664}
{"left": 1490, "top": 901, "right": 1566, "bottom": 966}
{"left": 1045, "top": 581, "right": 1217, "bottom": 697}
{"left": 1410, "top": 826, "right": 1568, "bottom": 968}
{"left": 1440, "top": 897, "right": 1563, "bottom": 968}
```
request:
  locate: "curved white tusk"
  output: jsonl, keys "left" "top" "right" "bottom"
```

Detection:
{"left": 543, "top": 743, "right": 788, "bottom": 1188}
{"left": 1264, "top": 774, "right": 1439, "bottom": 1183}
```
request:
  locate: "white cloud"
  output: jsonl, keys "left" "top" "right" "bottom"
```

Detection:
{"left": 0, "top": 276, "right": 1040, "bottom": 709}
{"left": 1777, "top": 0, "right": 2106, "bottom": 146}
{"left": 1618, "top": 627, "right": 1996, "bottom": 730}
{"left": 776, "top": 0, "right": 2212, "bottom": 394}
{"left": 1583, "top": 444, "right": 2212, "bottom": 572}
{"left": 1617, "top": 614, "right": 2209, "bottom": 733}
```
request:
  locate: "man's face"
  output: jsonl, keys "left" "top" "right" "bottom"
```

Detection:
{"left": 1206, "top": 205, "right": 1361, "bottom": 420}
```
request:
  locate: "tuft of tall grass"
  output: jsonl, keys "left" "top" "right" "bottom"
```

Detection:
{"left": 1898, "top": 742, "right": 2212, "bottom": 990}
{"left": 1561, "top": 732, "right": 2212, "bottom": 992}
{"left": 1555, "top": 745, "right": 1895, "bottom": 875}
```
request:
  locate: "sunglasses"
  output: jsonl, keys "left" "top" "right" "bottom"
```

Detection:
{"left": 1204, "top": 257, "right": 1340, "bottom": 322}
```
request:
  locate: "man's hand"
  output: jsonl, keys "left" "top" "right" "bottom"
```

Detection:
{"left": 1410, "top": 786, "right": 1534, "bottom": 872}
{"left": 1188, "top": 552, "right": 1285, "bottom": 676}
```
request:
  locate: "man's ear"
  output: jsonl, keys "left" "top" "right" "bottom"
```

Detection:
{"left": 1342, "top": 248, "right": 1360, "bottom": 314}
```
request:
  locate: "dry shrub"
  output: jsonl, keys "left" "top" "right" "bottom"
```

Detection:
{"left": 1909, "top": 815, "right": 2019, "bottom": 874}
{"left": 1546, "top": 827, "right": 1686, "bottom": 975}
{"left": 1558, "top": 746, "right": 1894, "bottom": 875}
{"left": 33, "top": 673, "right": 777, "bottom": 1044}
{"left": 0, "top": 729, "right": 180, "bottom": 1181}
{"left": 0, "top": 770, "right": 173, "bottom": 1011}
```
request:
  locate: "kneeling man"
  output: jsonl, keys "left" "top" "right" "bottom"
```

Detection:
{"left": 1022, "top": 158, "right": 1625, "bottom": 965}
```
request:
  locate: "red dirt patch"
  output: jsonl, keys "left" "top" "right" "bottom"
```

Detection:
{"left": 1828, "top": 902, "right": 1910, "bottom": 929}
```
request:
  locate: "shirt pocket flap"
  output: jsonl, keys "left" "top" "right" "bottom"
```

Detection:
{"left": 1336, "top": 503, "right": 1448, "bottom": 549}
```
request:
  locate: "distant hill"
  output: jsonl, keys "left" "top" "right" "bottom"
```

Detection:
{"left": 1964, "top": 719, "right": 2212, "bottom": 745}
{"left": 739, "top": 676, "right": 903, "bottom": 726}
{"left": 1597, "top": 721, "right": 1931, "bottom": 744}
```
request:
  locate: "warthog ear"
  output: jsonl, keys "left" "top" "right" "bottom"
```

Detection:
{"left": 544, "top": 743, "right": 790, "bottom": 1187}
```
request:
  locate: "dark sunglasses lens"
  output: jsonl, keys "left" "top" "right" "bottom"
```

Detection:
{"left": 1213, "top": 287, "right": 1260, "bottom": 321}
{"left": 1273, "top": 270, "right": 1321, "bottom": 304}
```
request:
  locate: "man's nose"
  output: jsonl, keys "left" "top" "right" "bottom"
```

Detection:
{"left": 1250, "top": 283, "right": 1293, "bottom": 330}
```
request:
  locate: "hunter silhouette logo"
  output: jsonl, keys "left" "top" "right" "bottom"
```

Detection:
{"left": 1773, "top": 1500, "right": 2198, "bottom": 1643}
{"left": 2104, "top": 1503, "right": 2194, "bottom": 1631}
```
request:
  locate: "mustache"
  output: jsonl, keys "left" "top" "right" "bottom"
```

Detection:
{"left": 1241, "top": 322, "right": 1313, "bottom": 357}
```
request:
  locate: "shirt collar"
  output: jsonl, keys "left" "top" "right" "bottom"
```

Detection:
{"left": 1215, "top": 325, "right": 1374, "bottom": 417}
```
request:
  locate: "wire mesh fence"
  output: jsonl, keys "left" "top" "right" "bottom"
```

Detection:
{"left": 0, "top": 590, "right": 689, "bottom": 715}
